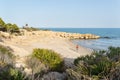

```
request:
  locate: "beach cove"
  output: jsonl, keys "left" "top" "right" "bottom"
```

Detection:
{"left": 1, "top": 29, "right": 120, "bottom": 80}
{"left": 0, "top": 29, "right": 99, "bottom": 67}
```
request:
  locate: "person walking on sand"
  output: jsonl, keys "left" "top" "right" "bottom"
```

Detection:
{"left": 76, "top": 44, "right": 79, "bottom": 51}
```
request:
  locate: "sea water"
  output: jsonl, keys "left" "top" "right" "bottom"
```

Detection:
{"left": 46, "top": 28, "right": 120, "bottom": 50}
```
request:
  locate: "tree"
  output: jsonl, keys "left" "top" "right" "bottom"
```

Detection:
{"left": 12, "top": 24, "right": 19, "bottom": 32}
{"left": 5, "top": 23, "right": 19, "bottom": 33}
{"left": 0, "top": 18, "right": 5, "bottom": 27}
{"left": 0, "top": 18, "right": 6, "bottom": 31}
{"left": 5, "top": 23, "right": 13, "bottom": 33}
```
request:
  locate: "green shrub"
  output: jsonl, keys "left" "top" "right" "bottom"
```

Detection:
{"left": 23, "top": 27, "right": 39, "bottom": 31}
{"left": 67, "top": 47, "right": 120, "bottom": 80}
{"left": 0, "top": 66, "right": 28, "bottom": 80}
{"left": 0, "top": 45, "right": 28, "bottom": 80}
{"left": 0, "top": 18, "right": 6, "bottom": 31}
{"left": 0, "top": 45, "right": 14, "bottom": 57}
{"left": 5, "top": 23, "right": 19, "bottom": 33}
{"left": 25, "top": 56, "right": 48, "bottom": 79}
{"left": 107, "top": 46, "right": 120, "bottom": 62}
{"left": 0, "top": 18, "right": 19, "bottom": 33}
{"left": 0, "top": 45, "right": 15, "bottom": 66}
{"left": 32, "top": 48, "right": 64, "bottom": 71}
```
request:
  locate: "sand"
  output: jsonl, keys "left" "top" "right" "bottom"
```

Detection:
{"left": 0, "top": 30, "right": 92, "bottom": 67}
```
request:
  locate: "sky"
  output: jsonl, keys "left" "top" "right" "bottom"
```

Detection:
{"left": 0, "top": 0, "right": 120, "bottom": 28}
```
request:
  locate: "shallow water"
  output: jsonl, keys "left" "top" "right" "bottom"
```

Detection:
{"left": 46, "top": 28, "right": 120, "bottom": 50}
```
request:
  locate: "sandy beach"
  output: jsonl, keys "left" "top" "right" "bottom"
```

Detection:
{"left": 0, "top": 30, "right": 92, "bottom": 67}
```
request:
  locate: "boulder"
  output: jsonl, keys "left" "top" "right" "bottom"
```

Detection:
{"left": 42, "top": 72, "right": 66, "bottom": 80}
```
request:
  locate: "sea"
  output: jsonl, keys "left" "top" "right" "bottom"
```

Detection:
{"left": 45, "top": 28, "right": 120, "bottom": 50}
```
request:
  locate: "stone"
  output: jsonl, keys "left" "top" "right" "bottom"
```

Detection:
{"left": 42, "top": 72, "right": 66, "bottom": 80}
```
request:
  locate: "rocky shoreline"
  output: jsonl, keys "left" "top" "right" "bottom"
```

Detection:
{"left": 0, "top": 29, "right": 100, "bottom": 40}
{"left": 54, "top": 31, "right": 100, "bottom": 39}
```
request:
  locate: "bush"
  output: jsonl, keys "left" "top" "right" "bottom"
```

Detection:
{"left": 32, "top": 48, "right": 64, "bottom": 72}
{"left": 0, "top": 18, "right": 6, "bottom": 31}
{"left": 107, "top": 46, "right": 120, "bottom": 62}
{"left": 0, "top": 18, "right": 19, "bottom": 33}
{"left": 0, "top": 45, "right": 28, "bottom": 80}
{"left": 0, "top": 66, "right": 28, "bottom": 80}
{"left": 23, "top": 27, "right": 39, "bottom": 31}
{"left": 0, "top": 45, "right": 14, "bottom": 57}
{"left": 65, "top": 47, "right": 120, "bottom": 80}
{"left": 25, "top": 56, "right": 48, "bottom": 79}
{"left": 66, "top": 68, "right": 92, "bottom": 80}
{"left": 0, "top": 45, "right": 14, "bottom": 66}
{"left": 5, "top": 23, "right": 19, "bottom": 33}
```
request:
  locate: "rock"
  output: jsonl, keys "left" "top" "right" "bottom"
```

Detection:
{"left": 0, "top": 31, "right": 10, "bottom": 38}
{"left": 56, "top": 32, "right": 100, "bottom": 39}
{"left": 0, "top": 39, "right": 3, "bottom": 42}
{"left": 102, "top": 36, "right": 111, "bottom": 39}
{"left": 42, "top": 72, "right": 66, "bottom": 80}
{"left": 66, "top": 69, "right": 90, "bottom": 80}
{"left": 24, "top": 68, "right": 32, "bottom": 74}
